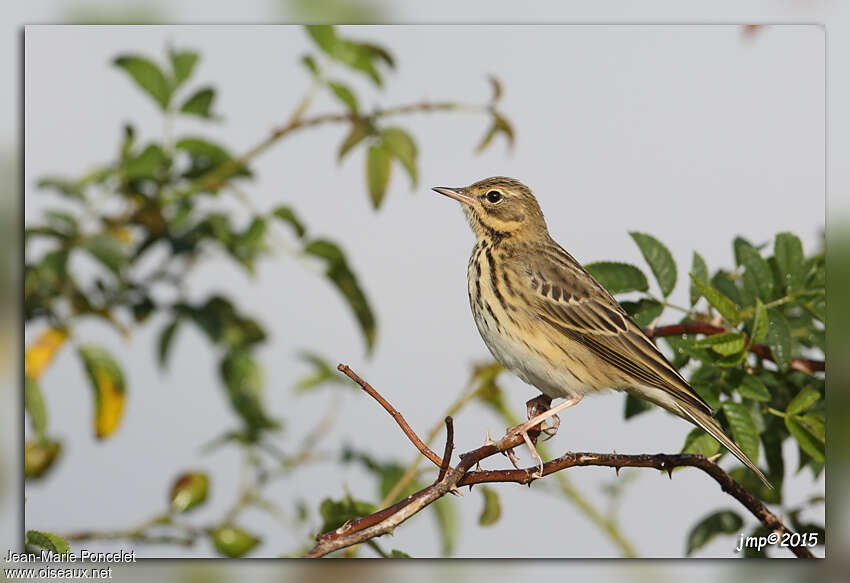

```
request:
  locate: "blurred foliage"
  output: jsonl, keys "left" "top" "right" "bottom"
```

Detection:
{"left": 24, "top": 26, "right": 514, "bottom": 557}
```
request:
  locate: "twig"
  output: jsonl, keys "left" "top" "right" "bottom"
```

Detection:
{"left": 337, "top": 364, "right": 445, "bottom": 468}
{"left": 436, "top": 417, "right": 454, "bottom": 484}
{"left": 304, "top": 365, "right": 815, "bottom": 559}
{"left": 647, "top": 322, "right": 824, "bottom": 373}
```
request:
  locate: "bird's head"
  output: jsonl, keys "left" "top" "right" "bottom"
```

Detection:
{"left": 433, "top": 176, "right": 548, "bottom": 241}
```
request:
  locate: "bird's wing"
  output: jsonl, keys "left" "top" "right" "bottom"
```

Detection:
{"left": 517, "top": 245, "right": 711, "bottom": 415}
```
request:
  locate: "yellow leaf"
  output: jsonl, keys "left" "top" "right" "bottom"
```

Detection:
{"left": 94, "top": 370, "right": 125, "bottom": 438}
{"left": 25, "top": 328, "right": 68, "bottom": 380}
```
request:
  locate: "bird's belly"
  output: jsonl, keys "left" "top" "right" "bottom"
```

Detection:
{"left": 472, "top": 302, "right": 604, "bottom": 400}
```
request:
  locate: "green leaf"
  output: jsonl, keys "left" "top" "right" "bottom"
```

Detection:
{"left": 209, "top": 525, "right": 260, "bottom": 558}
{"left": 220, "top": 350, "right": 277, "bottom": 436}
{"left": 157, "top": 319, "right": 180, "bottom": 369}
{"left": 338, "top": 119, "right": 375, "bottom": 162}
{"left": 737, "top": 375, "right": 770, "bottom": 402}
{"left": 305, "top": 26, "right": 393, "bottom": 86}
{"left": 681, "top": 427, "right": 721, "bottom": 458}
{"left": 366, "top": 144, "right": 391, "bottom": 209}
{"left": 733, "top": 236, "right": 759, "bottom": 267}
{"left": 82, "top": 233, "right": 126, "bottom": 275}
{"left": 689, "top": 275, "right": 741, "bottom": 325}
{"left": 624, "top": 393, "right": 653, "bottom": 419}
{"left": 432, "top": 496, "right": 458, "bottom": 556}
{"left": 721, "top": 402, "right": 759, "bottom": 465}
{"left": 690, "top": 252, "right": 709, "bottom": 306}
{"left": 301, "top": 54, "right": 319, "bottom": 76}
{"left": 774, "top": 232, "right": 804, "bottom": 291}
{"left": 318, "top": 496, "right": 377, "bottom": 533}
{"left": 629, "top": 232, "right": 677, "bottom": 297}
{"left": 114, "top": 55, "right": 171, "bottom": 109}
{"left": 786, "top": 386, "right": 820, "bottom": 416}
{"left": 389, "top": 549, "right": 411, "bottom": 558}
{"left": 179, "top": 87, "right": 216, "bottom": 118}
{"left": 327, "top": 80, "right": 359, "bottom": 113}
{"left": 584, "top": 261, "right": 648, "bottom": 295}
{"left": 750, "top": 299, "right": 769, "bottom": 345}
{"left": 36, "top": 177, "right": 85, "bottom": 200}
{"left": 175, "top": 137, "right": 251, "bottom": 181}
{"left": 25, "top": 377, "right": 48, "bottom": 437}
{"left": 381, "top": 127, "right": 418, "bottom": 187}
{"left": 476, "top": 111, "right": 515, "bottom": 153}
{"left": 798, "top": 412, "right": 825, "bottom": 443}
{"left": 168, "top": 49, "right": 199, "bottom": 88}
{"left": 305, "top": 25, "right": 338, "bottom": 55}
{"left": 620, "top": 298, "right": 664, "bottom": 328}
{"left": 785, "top": 416, "right": 824, "bottom": 462}
{"left": 77, "top": 345, "right": 126, "bottom": 439}
{"left": 25, "top": 530, "right": 70, "bottom": 554}
{"left": 694, "top": 332, "right": 746, "bottom": 356}
{"left": 739, "top": 245, "right": 773, "bottom": 301}
{"left": 765, "top": 310, "right": 792, "bottom": 372}
{"left": 478, "top": 486, "right": 501, "bottom": 526}
{"left": 123, "top": 143, "right": 166, "bottom": 180}
{"left": 271, "top": 205, "right": 306, "bottom": 238}
{"left": 686, "top": 510, "right": 744, "bottom": 555}
{"left": 295, "top": 352, "right": 346, "bottom": 392}
{"left": 304, "top": 239, "right": 376, "bottom": 353}
{"left": 170, "top": 472, "right": 209, "bottom": 513}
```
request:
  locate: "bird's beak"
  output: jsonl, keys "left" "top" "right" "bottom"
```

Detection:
{"left": 432, "top": 186, "right": 475, "bottom": 205}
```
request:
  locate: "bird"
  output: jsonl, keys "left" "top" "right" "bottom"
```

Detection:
{"left": 433, "top": 176, "right": 770, "bottom": 487}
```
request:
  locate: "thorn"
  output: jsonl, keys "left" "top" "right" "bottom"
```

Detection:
{"left": 615, "top": 466, "right": 620, "bottom": 476}
{"left": 707, "top": 453, "right": 722, "bottom": 463}
{"left": 667, "top": 468, "right": 673, "bottom": 480}
{"left": 468, "top": 483, "right": 474, "bottom": 493}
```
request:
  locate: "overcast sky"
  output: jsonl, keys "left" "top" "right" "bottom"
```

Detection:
{"left": 22, "top": 23, "right": 824, "bottom": 558}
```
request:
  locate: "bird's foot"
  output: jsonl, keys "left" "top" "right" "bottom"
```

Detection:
{"left": 525, "top": 394, "right": 559, "bottom": 440}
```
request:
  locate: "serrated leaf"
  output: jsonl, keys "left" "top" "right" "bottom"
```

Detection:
{"left": 271, "top": 205, "right": 306, "bottom": 238}
{"left": 114, "top": 55, "right": 171, "bottom": 109}
{"left": 739, "top": 245, "right": 773, "bottom": 301}
{"left": 620, "top": 298, "right": 664, "bottom": 328}
{"left": 774, "top": 232, "right": 804, "bottom": 291}
{"left": 584, "top": 261, "right": 648, "bottom": 295}
{"left": 304, "top": 239, "right": 376, "bottom": 353}
{"left": 690, "top": 252, "right": 709, "bottom": 306}
{"left": 694, "top": 332, "right": 746, "bottom": 356}
{"left": 721, "top": 402, "right": 759, "bottom": 464}
{"left": 686, "top": 510, "right": 743, "bottom": 555}
{"left": 83, "top": 233, "right": 126, "bottom": 275}
{"left": 624, "top": 393, "right": 653, "bottom": 419}
{"left": 738, "top": 375, "right": 770, "bottom": 402}
{"left": 785, "top": 416, "right": 824, "bottom": 462}
{"left": 750, "top": 299, "right": 769, "bottom": 345}
{"left": 327, "top": 80, "right": 358, "bottom": 113}
{"left": 381, "top": 127, "right": 418, "bottom": 187}
{"left": 25, "top": 377, "right": 48, "bottom": 437}
{"left": 786, "top": 386, "right": 820, "bottom": 416}
{"left": 689, "top": 275, "right": 741, "bottom": 325}
{"left": 180, "top": 87, "right": 216, "bottom": 118}
{"left": 629, "top": 232, "right": 677, "bottom": 297}
{"left": 77, "top": 345, "right": 126, "bottom": 439}
{"left": 681, "top": 427, "right": 720, "bottom": 458}
{"left": 25, "top": 530, "right": 70, "bottom": 554}
{"left": 157, "top": 319, "right": 180, "bottom": 369}
{"left": 765, "top": 310, "right": 791, "bottom": 372}
{"left": 366, "top": 144, "right": 391, "bottom": 209}
{"left": 478, "top": 486, "right": 501, "bottom": 526}
{"left": 169, "top": 49, "right": 199, "bottom": 88}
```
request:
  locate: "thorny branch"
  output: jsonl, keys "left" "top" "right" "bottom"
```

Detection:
{"left": 303, "top": 364, "right": 816, "bottom": 559}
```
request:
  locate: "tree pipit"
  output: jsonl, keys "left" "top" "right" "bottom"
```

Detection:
{"left": 434, "top": 177, "right": 769, "bottom": 486}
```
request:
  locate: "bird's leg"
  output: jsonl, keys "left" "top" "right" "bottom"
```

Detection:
{"left": 526, "top": 394, "right": 558, "bottom": 440}
{"left": 505, "top": 395, "right": 583, "bottom": 478}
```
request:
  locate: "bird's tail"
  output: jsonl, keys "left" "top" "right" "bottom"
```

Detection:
{"left": 673, "top": 401, "right": 772, "bottom": 489}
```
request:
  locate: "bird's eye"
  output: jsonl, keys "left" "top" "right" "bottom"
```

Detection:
{"left": 486, "top": 190, "right": 502, "bottom": 203}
